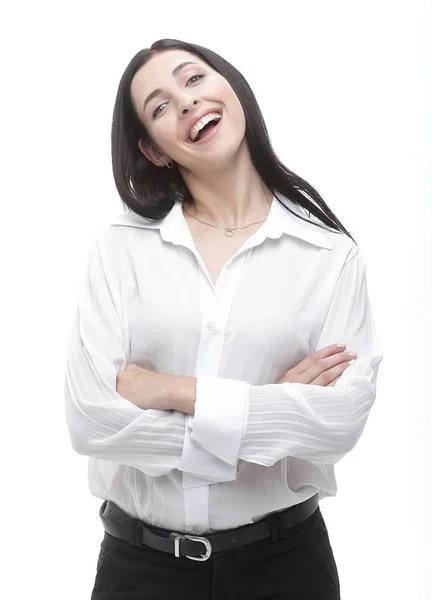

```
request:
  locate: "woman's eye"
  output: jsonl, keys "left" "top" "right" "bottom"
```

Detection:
{"left": 153, "top": 103, "right": 167, "bottom": 118}
{"left": 186, "top": 74, "right": 204, "bottom": 86}
{"left": 152, "top": 74, "right": 204, "bottom": 118}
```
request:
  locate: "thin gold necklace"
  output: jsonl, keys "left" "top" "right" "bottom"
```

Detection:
{"left": 182, "top": 205, "right": 267, "bottom": 237}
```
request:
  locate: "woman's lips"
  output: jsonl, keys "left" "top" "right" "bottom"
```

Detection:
{"left": 188, "top": 115, "right": 223, "bottom": 145}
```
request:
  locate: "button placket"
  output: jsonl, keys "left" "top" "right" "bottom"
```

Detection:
{"left": 182, "top": 251, "right": 251, "bottom": 531}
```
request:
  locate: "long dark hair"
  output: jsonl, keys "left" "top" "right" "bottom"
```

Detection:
{"left": 111, "top": 38, "right": 356, "bottom": 244}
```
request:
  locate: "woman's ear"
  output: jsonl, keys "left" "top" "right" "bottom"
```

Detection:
{"left": 138, "top": 139, "right": 169, "bottom": 167}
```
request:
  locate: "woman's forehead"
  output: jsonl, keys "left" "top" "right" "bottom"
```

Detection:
{"left": 143, "top": 49, "right": 206, "bottom": 73}
{"left": 131, "top": 50, "right": 208, "bottom": 101}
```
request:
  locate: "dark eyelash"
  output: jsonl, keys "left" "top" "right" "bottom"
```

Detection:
{"left": 152, "top": 74, "right": 204, "bottom": 118}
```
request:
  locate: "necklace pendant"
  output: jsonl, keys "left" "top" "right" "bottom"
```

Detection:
{"left": 224, "top": 228, "right": 234, "bottom": 237}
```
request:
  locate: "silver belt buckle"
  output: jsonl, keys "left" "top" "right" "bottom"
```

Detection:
{"left": 171, "top": 533, "right": 212, "bottom": 561}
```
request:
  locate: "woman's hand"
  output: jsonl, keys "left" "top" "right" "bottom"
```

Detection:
{"left": 116, "top": 364, "right": 174, "bottom": 410}
{"left": 277, "top": 344, "right": 357, "bottom": 387}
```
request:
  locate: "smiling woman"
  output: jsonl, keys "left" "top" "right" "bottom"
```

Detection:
{"left": 110, "top": 38, "right": 356, "bottom": 244}
{"left": 65, "top": 36, "right": 384, "bottom": 600}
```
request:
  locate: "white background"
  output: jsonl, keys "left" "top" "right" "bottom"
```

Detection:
{"left": 1, "top": 1, "right": 431, "bottom": 598}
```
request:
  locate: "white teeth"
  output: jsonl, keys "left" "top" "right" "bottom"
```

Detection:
{"left": 189, "top": 112, "right": 222, "bottom": 142}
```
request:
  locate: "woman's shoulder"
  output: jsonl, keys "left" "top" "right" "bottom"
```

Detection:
{"left": 89, "top": 211, "right": 162, "bottom": 269}
{"left": 277, "top": 195, "right": 358, "bottom": 260}
{"left": 99, "top": 210, "right": 161, "bottom": 242}
{"left": 300, "top": 210, "right": 359, "bottom": 262}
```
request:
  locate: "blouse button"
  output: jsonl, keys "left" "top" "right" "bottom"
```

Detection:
{"left": 207, "top": 322, "right": 217, "bottom": 334}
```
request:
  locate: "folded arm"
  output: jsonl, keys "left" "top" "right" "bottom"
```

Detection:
{"left": 64, "top": 236, "right": 224, "bottom": 479}
{"left": 180, "top": 247, "right": 384, "bottom": 472}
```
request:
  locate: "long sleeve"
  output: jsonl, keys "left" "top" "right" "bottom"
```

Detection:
{"left": 64, "top": 236, "right": 189, "bottom": 478}
{"left": 188, "top": 246, "right": 384, "bottom": 468}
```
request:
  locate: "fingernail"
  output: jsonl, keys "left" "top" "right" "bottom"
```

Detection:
{"left": 348, "top": 352, "right": 357, "bottom": 358}
{"left": 337, "top": 343, "right": 346, "bottom": 348}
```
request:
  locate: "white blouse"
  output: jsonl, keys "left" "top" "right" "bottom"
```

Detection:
{"left": 64, "top": 194, "right": 384, "bottom": 535}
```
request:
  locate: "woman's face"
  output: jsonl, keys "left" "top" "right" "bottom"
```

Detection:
{"left": 130, "top": 49, "right": 247, "bottom": 172}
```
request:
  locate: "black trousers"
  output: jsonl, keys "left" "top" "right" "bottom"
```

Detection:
{"left": 91, "top": 504, "right": 340, "bottom": 599}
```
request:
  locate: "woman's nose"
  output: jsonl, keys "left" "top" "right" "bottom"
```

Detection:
{"left": 181, "top": 97, "right": 199, "bottom": 115}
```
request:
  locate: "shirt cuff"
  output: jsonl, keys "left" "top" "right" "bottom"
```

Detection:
{"left": 190, "top": 376, "right": 249, "bottom": 466}
{"left": 178, "top": 414, "right": 239, "bottom": 484}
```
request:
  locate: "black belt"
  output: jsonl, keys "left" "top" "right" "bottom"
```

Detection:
{"left": 99, "top": 493, "right": 319, "bottom": 562}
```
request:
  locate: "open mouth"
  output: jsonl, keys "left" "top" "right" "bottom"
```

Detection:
{"left": 189, "top": 114, "right": 223, "bottom": 144}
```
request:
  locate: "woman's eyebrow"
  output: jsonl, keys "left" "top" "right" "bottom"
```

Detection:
{"left": 142, "top": 62, "right": 199, "bottom": 113}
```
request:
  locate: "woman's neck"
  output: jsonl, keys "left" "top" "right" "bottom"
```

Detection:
{"left": 179, "top": 143, "right": 273, "bottom": 228}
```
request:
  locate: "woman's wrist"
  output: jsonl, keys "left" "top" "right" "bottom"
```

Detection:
{"left": 164, "top": 375, "right": 197, "bottom": 415}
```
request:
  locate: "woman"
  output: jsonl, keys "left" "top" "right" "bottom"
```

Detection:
{"left": 64, "top": 38, "right": 384, "bottom": 599}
